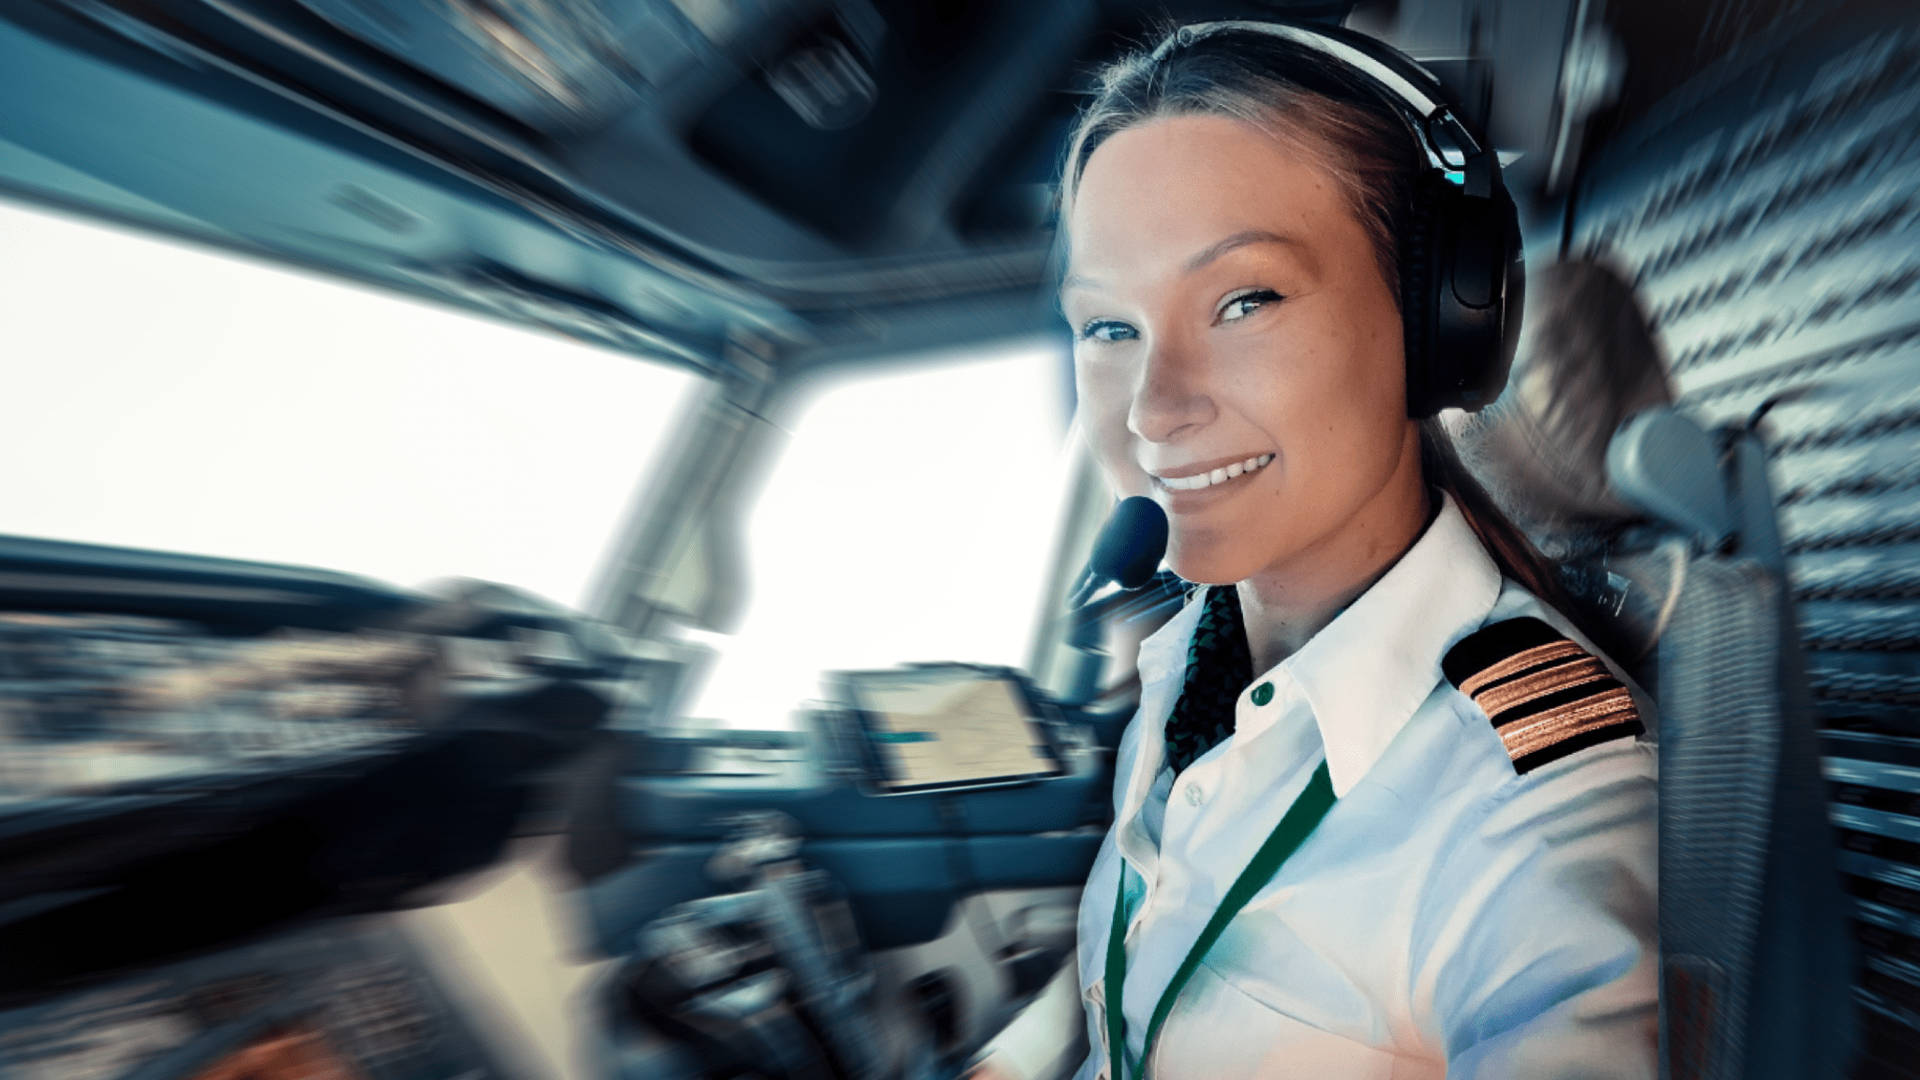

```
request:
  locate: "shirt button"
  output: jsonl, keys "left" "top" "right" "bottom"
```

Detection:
{"left": 1184, "top": 782, "right": 1204, "bottom": 806}
{"left": 1250, "top": 681, "right": 1275, "bottom": 706}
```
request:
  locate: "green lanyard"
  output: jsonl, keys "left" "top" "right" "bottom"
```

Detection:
{"left": 1104, "top": 761, "right": 1335, "bottom": 1080}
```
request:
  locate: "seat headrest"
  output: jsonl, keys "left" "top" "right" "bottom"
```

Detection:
{"left": 1446, "top": 257, "right": 1676, "bottom": 557}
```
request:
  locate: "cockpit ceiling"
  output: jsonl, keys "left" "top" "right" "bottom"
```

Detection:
{"left": 281, "top": 0, "right": 1330, "bottom": 251}
{"left": 0, "top": 3, "right": 1293, "bottom": 373}
{"left": 0, "top": 0, "right": 1842, "bottom": 375}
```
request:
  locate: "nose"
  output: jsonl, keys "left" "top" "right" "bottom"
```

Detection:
{"left": 1127, "top": 333, "right": 1215, "bottom": 444}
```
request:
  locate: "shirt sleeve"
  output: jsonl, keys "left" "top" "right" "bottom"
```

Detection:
{"left": 970, "top": 960, "right": 1087, "bottom": 1080}
{"left": 1419, "top": 742, "right": 1659, "bottom": 1079}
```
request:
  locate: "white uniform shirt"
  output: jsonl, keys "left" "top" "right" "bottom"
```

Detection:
{"left": 981, "top": 491, "right": 1657, "bottom": 1080}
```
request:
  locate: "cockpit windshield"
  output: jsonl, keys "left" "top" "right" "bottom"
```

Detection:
{"left": 0, "top": 197, "right": 1081, "bottom": 739}
{"left": 684, "top": 346, "right": 1079, "bottom": 729}
{"left": 0, "top": 199, "right": 698, "bottom": 610}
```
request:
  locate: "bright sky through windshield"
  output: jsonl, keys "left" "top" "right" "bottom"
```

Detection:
{"left": 1, "top": 197, "right": 1078, "bottom": 731}
{"left": 686, "top": 348, "right": 1077, "bottom": 729}
{"left": 0, "top": 198, "right": 696, "bottom": 609}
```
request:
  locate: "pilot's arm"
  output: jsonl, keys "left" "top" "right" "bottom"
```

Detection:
{"left": 1425, "top": 742, "right": 1659, "bottom": 1079}
{"left": 967, "top": 959, "right": 1085, "bottom": 1080}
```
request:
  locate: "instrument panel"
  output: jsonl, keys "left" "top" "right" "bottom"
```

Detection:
{"left": 0, "top": 611, "right": 437, "bottom": 804}
{"left": 0, "top": 920, "right": 504, "bottom": 1080}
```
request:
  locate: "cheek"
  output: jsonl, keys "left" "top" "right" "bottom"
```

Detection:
{"left": 1275, "top": 313, "right": 1400, "bottom": 427}
{"left": 1215, "top": 334, "right": 1323, "bottom": 437}
{"left": 1223, "top": 329, "right": 1400, "bottom": 491}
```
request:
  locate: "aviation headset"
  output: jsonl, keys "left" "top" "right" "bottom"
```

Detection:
{"left": 1142, "top": 20, "right": 1525, "bottom": 418}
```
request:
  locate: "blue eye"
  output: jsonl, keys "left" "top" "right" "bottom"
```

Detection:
{"left": 1079, "top": 319, "right": 1138, "bottom": 343}
{"left": 1219, "top": 289, "right": 1283, "bottom": 323}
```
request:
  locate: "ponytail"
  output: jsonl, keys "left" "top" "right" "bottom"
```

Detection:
{"left": 1420, "top": 419, "right": 1601, "bottom": 645}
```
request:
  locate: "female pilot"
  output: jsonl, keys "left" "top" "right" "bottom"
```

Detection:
{"left": 970, "top": 19, "right": 1657, "bottom": 1080}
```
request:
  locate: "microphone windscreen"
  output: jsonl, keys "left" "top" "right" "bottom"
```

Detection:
{"left": 1091, "top": 496, "right": 1169, "bottom": 589}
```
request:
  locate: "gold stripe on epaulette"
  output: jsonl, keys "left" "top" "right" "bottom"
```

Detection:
{"left": 1443, "top": 617, "right": 1644, "bottom": 774}
{"left": 1457, "top": 639, "right": 1586, "bottom": 697}
{"left": 1473, "top": 656, "right": 1612, "bottom": 715}
{"left": 1495, "top": 687, "right": 1640, "bottom": 760}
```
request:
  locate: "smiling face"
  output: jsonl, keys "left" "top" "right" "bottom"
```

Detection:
{"left": 1061, "top": 112, "right": 1425, "bottom": 587}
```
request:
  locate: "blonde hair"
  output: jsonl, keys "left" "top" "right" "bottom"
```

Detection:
{"left": 1059, "top": 24, "right": 1581, "bottom": 618}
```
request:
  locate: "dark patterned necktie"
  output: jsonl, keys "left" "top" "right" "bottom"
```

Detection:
{"left": 1164, "top": 584, "right": 1255, "bottom": 774}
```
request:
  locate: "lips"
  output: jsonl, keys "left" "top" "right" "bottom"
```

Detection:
{"left": 1150, "top": 452, "right": 1275, "bottom": 492}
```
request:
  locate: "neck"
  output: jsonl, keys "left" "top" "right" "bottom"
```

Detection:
{"left": 1235, "top": 437, "right": 1432, "bottom": 675}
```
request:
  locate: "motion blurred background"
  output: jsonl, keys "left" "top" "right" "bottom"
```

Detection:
{"left": 0, "top": 1, "right": 1915, "bottom": 1078}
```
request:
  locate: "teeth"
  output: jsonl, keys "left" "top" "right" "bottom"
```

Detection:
{"left": 1159, "top": 453, "right": 1272, "bottom": 491}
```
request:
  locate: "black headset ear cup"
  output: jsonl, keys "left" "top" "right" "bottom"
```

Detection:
{"left": 1399, "top": 179, "right": 1441, "bottom": 418}
{"left": 1476, "top": 186, "right": 1526, "bottom": 409}
{"left": 1404, "top": 175, "right": 1522, "bottom": 418}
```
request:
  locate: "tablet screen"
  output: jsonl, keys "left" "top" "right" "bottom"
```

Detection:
{"left": 840, "top": 667, "right": 1062, "bottom": 792}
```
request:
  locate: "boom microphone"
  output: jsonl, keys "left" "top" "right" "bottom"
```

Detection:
{"left": 1067, "top": 496, "right": 1169, "bottom": 608}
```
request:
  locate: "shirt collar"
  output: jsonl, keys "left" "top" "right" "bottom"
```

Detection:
{"left": 1132, "top": 489, "right": 1503, "bottom": 797}
{"left": 1138, "top": 580, "right": 1207, "bottom": 686}
{"left": 1279, "top": 489, "right": 1503, "bottom": 796}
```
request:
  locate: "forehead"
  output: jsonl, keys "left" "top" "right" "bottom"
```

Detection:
{"left": 1065, "top": 113, "right": 1356, "bottom": 281}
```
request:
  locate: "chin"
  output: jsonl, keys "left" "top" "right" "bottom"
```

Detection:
{"left": 1166, "top": 541, "right": 1249, "bottom": 588}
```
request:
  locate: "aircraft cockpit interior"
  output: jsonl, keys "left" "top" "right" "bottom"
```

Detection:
{"left": 0, "top": 0, "right": 1916, "bottom": 1077}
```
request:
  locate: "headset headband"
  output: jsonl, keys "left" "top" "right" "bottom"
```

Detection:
{"left": 1149, "top": 20, "right": 1498, "bottom": 200}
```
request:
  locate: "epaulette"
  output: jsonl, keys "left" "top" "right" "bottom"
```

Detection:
{"left": 1442, "top": 617, "right": 1644, "bottom": 774}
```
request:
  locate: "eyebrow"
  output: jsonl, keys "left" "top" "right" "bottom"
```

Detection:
{"left": 1058, "top": 229, "right": 1308, "bottom": 298}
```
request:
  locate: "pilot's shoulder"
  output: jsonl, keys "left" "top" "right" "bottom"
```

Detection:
{"left": 1441, "top": 606, "right": 1647, "bottom": 780}
{"left": 1436, "top": 602, "right": 1655, "bottom": 863}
